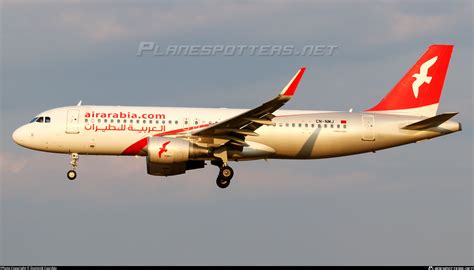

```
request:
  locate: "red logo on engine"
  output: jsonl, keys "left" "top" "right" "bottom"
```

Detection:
{"left": 158, "top": 141, "right": 171, "bottom": 158}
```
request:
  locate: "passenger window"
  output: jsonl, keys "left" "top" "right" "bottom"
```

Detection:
{"left": 149, "top": 120, "right": 153, "bottom": 124}
{"left": 117, "top": 119, "right": 120, "bottom": 123}
{"left": 298, "top": 123, "right": 302, "bottom": 127}
{"left": 85, "top": 119, "right": 89, "bottom": 123}
{"left": 104, "top": 119, "right": 107, "bottom": 123}
{"left": 136, "top": 119, "right": 140, "bottom": 123}
{"left": 175, "top": 120, "right": 178, "bottom": 124}
{"left": 45, "top": 117, "right": 51, "bottom": 123}
{"left": 343, "top": 125, "right": 347, "bottom": 129}
{"left": 330, "top": 124, "right": 334, "bottom": 128}
{"left": 169, "top": 120, "right": 172, "bottom": 124}
{"left": 292, "top": 123, "right": 295, "bottom": 127}
{"left": 110, "top": 119, "right": 114, "bottom": 123}
{"left": 324, "top": 124, "right": 327, "bottom": 128}
{"left": 123, "top": 119, "right": 127, "bottom": 123}
{"left": 37, "top": 117, "right": 44, "bottom": 123}
{"left": 143, "top": 120, "right": 146, "bottom": 124}
{"left": 286, "top": 123, "right": 289, "bottom": 127}
{"left": 305, "top": 123, "right": 308, "bottom": 127}
{"left": 98, "top": 119, "right": 101, "bottom": 123}
{"left": 337, "top": 124, "right": 340, "bottom": 128}
{"left": 318, "top": 124, "right": 322, "bottom": 128}
{"left": 311, "top": 124, "right": 314, "bottom": 128}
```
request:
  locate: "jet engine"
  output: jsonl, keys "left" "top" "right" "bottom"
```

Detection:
{"left": 146, "top": 137, "right": 211, "bottom": 176}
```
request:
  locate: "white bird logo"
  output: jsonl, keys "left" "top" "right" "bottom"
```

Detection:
{"left": 412, "top": 56, "right": 438, "bottom": 98}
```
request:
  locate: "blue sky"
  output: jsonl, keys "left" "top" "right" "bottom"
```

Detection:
{"left": 1, "top": 0, "right": 472, "bottom": 265}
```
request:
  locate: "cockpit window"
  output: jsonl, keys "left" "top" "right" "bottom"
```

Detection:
{"left": 31, "top": 116, "right": 51, "bottom": 123}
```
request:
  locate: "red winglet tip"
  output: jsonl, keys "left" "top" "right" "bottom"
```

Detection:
{"left": 280, "top": 67, "right": 306, "bottom": 97}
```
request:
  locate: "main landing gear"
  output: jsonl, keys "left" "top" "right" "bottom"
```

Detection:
{"left": 212, "top": 160, "right": 234, "bottom": 189}
{"left": 67, "top": 153, "right": 79, "bottom": 180}
{"left": 216, "top": 165, "right": 234, "bottom": 189}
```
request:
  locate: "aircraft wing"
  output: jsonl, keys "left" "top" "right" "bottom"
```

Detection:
{"left": 190, "top": 67, "right": 306, "bottom": 147}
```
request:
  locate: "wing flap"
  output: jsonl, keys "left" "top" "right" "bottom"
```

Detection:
{"left": 214, "top": 128, "right": 259, "bottom": 136}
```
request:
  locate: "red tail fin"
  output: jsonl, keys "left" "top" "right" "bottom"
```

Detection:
{"left": 367, "top": 45, "right": 454, "bottom": 116}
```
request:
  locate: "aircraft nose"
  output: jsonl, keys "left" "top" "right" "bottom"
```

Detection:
{"left": 12, "top": 126, "right": 26, "bottom": 146}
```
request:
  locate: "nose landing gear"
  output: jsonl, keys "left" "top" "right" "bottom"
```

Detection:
{"left": 67, "top": 153, "right": 79, "bottom": 180}
{"left": 67, "top": 169, "right": 77, "bottom": 180}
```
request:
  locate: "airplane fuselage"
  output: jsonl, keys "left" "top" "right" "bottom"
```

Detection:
{"left": 13, "top": 106, "right": 461, "bottom": 160}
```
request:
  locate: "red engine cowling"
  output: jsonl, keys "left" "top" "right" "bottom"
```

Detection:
{"left": 147, "top": 137, "right": 210, "bottom": 164}
{"left": 146, "top": 137, "right": 210, "bottom": 176}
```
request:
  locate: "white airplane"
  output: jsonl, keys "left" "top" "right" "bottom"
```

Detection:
{"left": 12, "top": 44, "right": 461, "bottom": 188}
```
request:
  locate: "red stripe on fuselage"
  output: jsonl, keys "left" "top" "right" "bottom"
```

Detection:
{"left": 121, "top": 124, "right": 209, "bottom": 155}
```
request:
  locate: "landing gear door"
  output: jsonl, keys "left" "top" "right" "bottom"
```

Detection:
{"left": 361, "top": 115, "right": 375, "bottom": 141}
{"left": 66, "top": 109, "right": 80, "bottom": 134}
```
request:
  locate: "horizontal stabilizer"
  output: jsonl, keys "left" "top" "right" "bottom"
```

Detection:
{"left": 402, "top": 112, "right": 458, "bottom": 130}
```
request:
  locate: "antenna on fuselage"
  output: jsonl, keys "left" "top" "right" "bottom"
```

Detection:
{"left": 77, "top": 100, "right": 82, "bottom": 106}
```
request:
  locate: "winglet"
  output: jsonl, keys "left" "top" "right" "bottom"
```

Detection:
{"left": 279, "top": 67, "right": 306, "bottom": 97}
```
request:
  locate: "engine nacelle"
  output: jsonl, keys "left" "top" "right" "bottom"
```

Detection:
{"left": 146, "top": 160, "right": 205, "bottom": 176}
{"left": 147, "top": 137, "right": 210, "bottom": 164}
